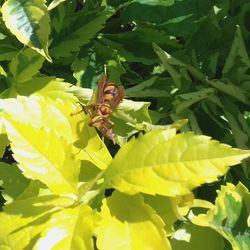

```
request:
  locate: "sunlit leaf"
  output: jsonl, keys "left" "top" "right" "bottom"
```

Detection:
{"left": 0, "top": 195, "right": 74, "bottom": 249}
{"left": 192, "top": 182, "right": 250, "bottom": 250}
{"left": 48, "top": 0, "right": 66, "bottom": 10}
{"left": 2, "top": 0, "right": 51, "bottom": 62}
{"left": 0, "top": 95, "right": 111, "bottom": 170}
{"left": 34, "top": 204, "right": 95, "bottom": 250}
{"left": 104, "top": 129, "right": 250, "bottom": 196}
{"left": 2, "top": 117, "right": 80, "bottom": 196}
{"left": 16, "top": 77, "right": 77, "bottom": 102}
{"left": 95, "top": 191, "right": 171, "bottom": 250}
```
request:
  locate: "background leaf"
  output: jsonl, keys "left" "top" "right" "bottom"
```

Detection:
{"left": 9, "top": 48, "right": 45, "bottom": 82}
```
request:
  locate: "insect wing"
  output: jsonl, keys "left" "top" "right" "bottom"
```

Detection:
{"left": 111, "top": 85, "right": 125, "bottom": 109}
{"left": 96, "top": 74, "right": 107, "bottom": 103}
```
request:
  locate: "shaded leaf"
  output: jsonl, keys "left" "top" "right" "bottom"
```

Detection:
{"left": 143, "top": 193, "right": 194, "bottom": 236}
{"left": 0, "top": 44, "right": 19, "bottom": 61}
{"left": 50, "top": 10, "right": 111, "bottom": 58}
{"left": 171, "top": 222, "right": 225, "bottom": 250}
{"left": 0, "top": 162, "right": 30, "bottom": 204}
{"left": 223, "top": 25, "right": 250, "bottom": 76}
{"left": 10, "top": 48, "right": 45, "bottom": 82}
{"left": 222, "top": 97, "right": 250, "bottom": 149}
{"left": 174, "top": 88, "right": 215, "bottom": 114}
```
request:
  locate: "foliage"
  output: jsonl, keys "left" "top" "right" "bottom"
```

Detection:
{"left": 0, "top": 0, "right": 250, "bottom": 249}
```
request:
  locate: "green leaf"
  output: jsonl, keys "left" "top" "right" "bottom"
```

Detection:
{"left": 192, "top": 182, "right": 250, "bottom": 250}
{"left": 129, "top": 0, "right": 174, "bottom": 6}
{"left": 207, "top": 79, "right": 249, "bottom": 105}
{"left": 122, "top": 0, "right": 208, "bottom": 37}
{"left": 2, "top": 0, "right": 52, "bottom": 62}
{"left": 104, "top": 129, "right": 250, "bottom": 196}
{"left": 222, "top": 97, "right": 250, "bottom": 149}
{"left": 0, "top": 44, "right": 19, "bottom": 61}
{"left": 10, "top": 48, "right": 45, "bottom": 82}
{"left": 153, "top": 43, "right": 183, "bottom": 88}
{"left": 102, "top": 28, "right": 180, "bottom": 65}
{"left": 223, "top": 26, "right": 250, "bottom": 76}
{"left": 2, "top": 116, "right": 80, "bottom": 196}
{"left": 50, "top": 10, "right": 111, "bottom": 58}
{"left": 0, "top": 195, "right": 75, "bottom": 249}
{"left": 0, "top": 162, "right": 30, "bottom": 204}
{"left": 95, "top": 191, "right": 171, "bottom": 250}
{"left": 0, "top": 121, "right": 9, "bottom": 157}
{"left": 125, "top": 76, "right": 171, "bottom": 98}
{"left": 174, "top": 88, "right": 215, "bottom": 114}
{"left": 154, "top": 43, "right": 250, "bottom": 105}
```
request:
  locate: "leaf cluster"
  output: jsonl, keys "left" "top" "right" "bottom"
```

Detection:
{"left": 0, "top": 0, "right": 250, "bottom": 249}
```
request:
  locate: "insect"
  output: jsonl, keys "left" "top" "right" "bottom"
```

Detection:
{"left": 84, "top": 65, "right": 124, "bottom": 143}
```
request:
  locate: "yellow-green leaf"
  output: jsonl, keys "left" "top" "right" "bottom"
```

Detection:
{"left": 0, "top": 96, "right": 112, "bottom": 170}
{"left": 0, "top": 96, "right": 74, "bottom": 142}
{"left": 171, "top": 223, "right": 225, "bottom": 250}
{"left": 16, "top": 77, "right": 77, "bottom": 102}
{"left": 104, "top": 129, "right": 250, "bottom": 196}
{"left": 0, "top": 195, "right": 74, "bottom": 250}
{"left": 34, "top": 204, "right": 95, "bottom": 250}
{"left": 192, "top": 182, "right": 250, "bottom": 250}
{"left": 95, "top": 191, "right": 170, "bottom": 250}
{"left": 143, "top": 193, "right": 196, "bottom": 236}
{"left": 2, "top": 0, "right": 52, "bottom": 62}
{"left": 2, "top": 117, "right": 80, "bottom": 196}
{"left": 48, "top": 0, "right": 66, "bottom": 10}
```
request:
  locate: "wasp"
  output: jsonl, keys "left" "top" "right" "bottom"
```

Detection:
{"left": 84, "top": 65, "right": 124, "bottom": 143}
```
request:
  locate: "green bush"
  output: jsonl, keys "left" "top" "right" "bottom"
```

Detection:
{"left": 0, "top": 1, "right": 250, "bottom": 249}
